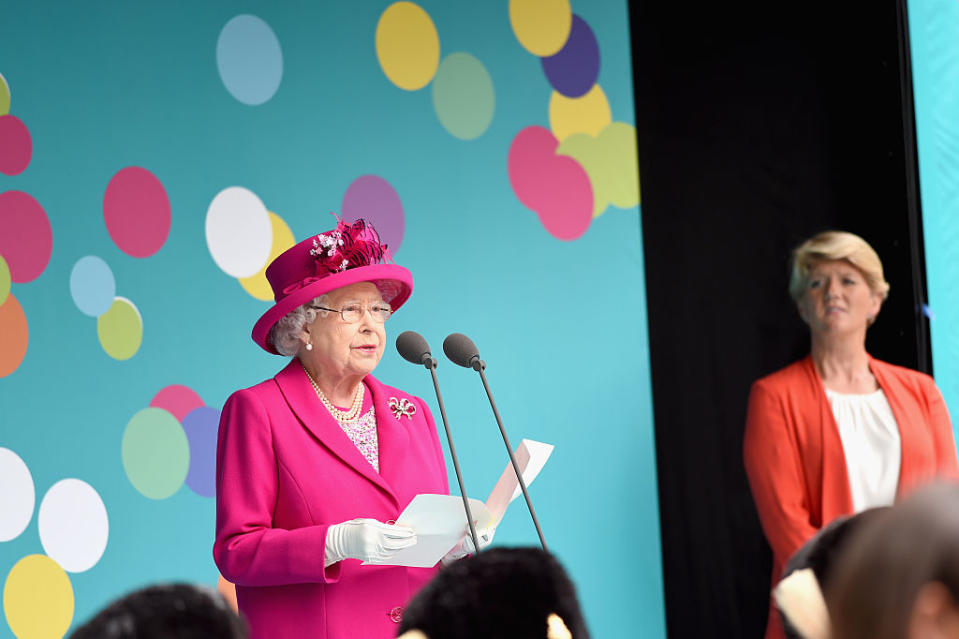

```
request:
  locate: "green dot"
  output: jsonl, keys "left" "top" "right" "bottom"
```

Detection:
{"left": 0, "top": 72, "right": 9, "bottom": 116}
{"left": 431, "top": 52, "right": 495, "bottom": 140}
{"left": 97, "top": 297, "right": 142, "bottom": 360}
{"left": 0, "top": 255, "right": 9, "bottom": 306}
{"left": 122, "top": 407, "right": 189, "bottom": 499}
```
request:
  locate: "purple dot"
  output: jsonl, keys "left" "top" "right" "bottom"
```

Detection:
{"left": 182, "top": 406, "right": 220, "bottom": 498}
{"left": 341, "top": 175, "right": 406, "bottom": 256}
{"left": 541, "top": 15, "right": 600, "bottom": 98}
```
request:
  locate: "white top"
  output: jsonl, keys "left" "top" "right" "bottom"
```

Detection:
{"left": 825, "top": 387, "right": 901, "bottom": 512}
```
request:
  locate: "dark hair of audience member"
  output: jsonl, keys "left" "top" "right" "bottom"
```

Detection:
{"left": 69, "top": 583, "right": 248, "bottom": 639}
{"left": 826, "top": 482, "right": 959, "bottom": 639}
{"left": 399, "top": 547, "right": 590, "bottom": 639}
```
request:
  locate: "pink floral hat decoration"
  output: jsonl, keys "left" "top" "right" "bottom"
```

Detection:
{"left": 252, "top": 216, "right": 412, "bottom": 354}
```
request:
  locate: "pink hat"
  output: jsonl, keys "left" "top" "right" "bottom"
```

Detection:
{"left": 251, "top": 217, "right": 412, "bottom": 354}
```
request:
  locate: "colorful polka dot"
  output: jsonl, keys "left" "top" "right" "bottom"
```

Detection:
{"left": 0, "top": 190, "right": 52, "bottom": 284}
{"left": 0, "top": 115, "right": 32, "bottom": 176}
{"left": 217, "top": 15, "right": 283, "bottom": 106}
{"left": 239, "top": 211, "right": 295, "bottom": 301}
{"left": 376, "top": 2, "right": 441, "bottom": 91}
{"left": 96, "top": 297, "right": 142, "bottom": 361}
{"left": 556, "top": 121, "right": 640, "bottom": 216}
{"left": 0, "top": 294, "right": 28, "bottom": 378}
{"left": 3, "top": 554, "right": 74, "bottom": 639}
{"left": 548, "top": 83, "right": 611, "bottom": 141}
{"left": 70, "top": 256, "right": 116, "bottom": 318}
{"left": 509, "top": 0, "right": 572, "bottom": 57}
{"left": 121, "top": 407, "right": 189, "bottom": 500}
{"left": 0, "top": 254, "right": 9, "bottom": 307}
{"left": 541, "top": 15, "right": 600, "bottom": 98}
{"left": 103, "top": 167, "right": 171, "bottom": 258}
{"left": 341, "top": 176, "right": 406, "bottom": 255}
{"left": 507, "top": 126, "right": 593, "bottom": 240}
{"left": 0, "top": 448, "right": 34, "bottom": 542}
{"left": 206, "top": 186, "right": 273, "bottom": 278}
{"left": 38, "top": 479, "right": 108, "bottom": 573}
{"left": 0, "top": 72, "right": 9, "bottom": 116}
{"left": 150, "top": 385, "right": 205, "bottom": 422}
{"left": 182, "top": 406, "right": 220, "bottom": 498}
{"left": 432, "top": 53, "right": 495, "bottom": 140}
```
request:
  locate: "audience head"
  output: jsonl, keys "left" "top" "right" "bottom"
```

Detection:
{"left": 69, "top": 583, "right": 247, "bottom": 639}
{"left": 398, "top": 547, "right": 589, "bottom": 639}
{"left": 827, "top": 482, "right": 959, "bottom": 639}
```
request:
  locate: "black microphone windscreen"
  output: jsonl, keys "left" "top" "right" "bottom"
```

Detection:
{"left": 396, "top": 331, "right": 432, "bottom": 366}
{"left": 443, "top": 333, "right": 480, "bottom": 368}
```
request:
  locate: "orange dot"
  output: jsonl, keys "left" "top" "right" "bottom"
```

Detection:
{"left": 0, "top": 294, "right": 28, "bottom": 377}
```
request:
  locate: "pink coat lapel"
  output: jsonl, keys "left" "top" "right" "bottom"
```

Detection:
{"left": 273, "top": 361, "right": 402, "bottom": 506}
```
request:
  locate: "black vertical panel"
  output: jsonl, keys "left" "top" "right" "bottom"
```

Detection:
{"left": 630, "top": 1, "right": 929, "bottom": 636}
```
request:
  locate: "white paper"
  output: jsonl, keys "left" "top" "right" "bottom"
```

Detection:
{"left": 371, "top": 438, "right": 553, "bottom": 568}
{"left": 484, "top": 439, "right": 554, "bottom": 526}
{"left": 365, "top": 495, "right": 492, "bottom": 568}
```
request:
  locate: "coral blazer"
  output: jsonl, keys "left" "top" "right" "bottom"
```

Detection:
{"left": 743, "top": 355, "right": 959, "bottom": 639}
{"left": 213, "top": 360, "right": 449, "bottom": 639}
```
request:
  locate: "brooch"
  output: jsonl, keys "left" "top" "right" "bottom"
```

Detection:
{"left": 389, "top": 397, "right": 417, "bottom": 420}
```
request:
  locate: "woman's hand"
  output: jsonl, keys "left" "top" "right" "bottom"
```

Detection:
{"left": 324, "top": 518, "right": 417, "bottom": 566}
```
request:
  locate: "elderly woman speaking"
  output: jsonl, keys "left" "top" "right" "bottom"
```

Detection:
{"left": 214, "top": 218, "right": 451, "bottom": 639}
{"left": 744, "top": 230, "right": 959, "bottom": 639}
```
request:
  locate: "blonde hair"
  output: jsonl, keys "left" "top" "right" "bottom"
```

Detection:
{"left": 788, "top": 231, "right": 890, "bottom": 303}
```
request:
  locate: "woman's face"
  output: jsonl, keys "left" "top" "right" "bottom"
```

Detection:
{"left": 302, "top": 282, "right": 388, "bottom": 380}
{"left": 797, "top": 259, "right": 882, "bottom": 337}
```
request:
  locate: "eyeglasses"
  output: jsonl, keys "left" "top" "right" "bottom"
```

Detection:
{"left": 311, "top": 303, "right": 393, "bottom": 323}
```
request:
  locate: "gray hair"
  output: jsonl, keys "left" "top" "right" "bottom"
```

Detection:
{"left": 269, "top": 294, "right": 330, "bottom": 357}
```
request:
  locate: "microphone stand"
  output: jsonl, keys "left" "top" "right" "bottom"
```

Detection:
{"left": 425, "top": 357, "right": 481, "bottom": 554}
{"left": 472, "top": 360, "right": 548, "bottom": 552}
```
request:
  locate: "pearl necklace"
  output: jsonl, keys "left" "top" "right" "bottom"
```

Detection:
{"left": 301, "top": 362, "right": 365, "bottom": 422}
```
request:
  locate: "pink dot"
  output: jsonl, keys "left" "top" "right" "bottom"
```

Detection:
{"left": 0, "top": 115, "right": 32, "bottom": 176}
{"left": 341, "top": 175, "right": 405, "bottom": 256}
{"left": 507, "top": 126, "right": 593, "bottom": 241}
{"left": 150, "top": 385, "right": 205, "bottom": 422}
{"left": 0, "top": 191, "right": 52, "bottom": 283}
{"left": 103, "top": 167, "right": 171, "bottom": 258}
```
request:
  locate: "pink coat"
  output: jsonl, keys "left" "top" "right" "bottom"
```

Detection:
{"left": 213, "top": 360, "right": 449, "bottom": 639}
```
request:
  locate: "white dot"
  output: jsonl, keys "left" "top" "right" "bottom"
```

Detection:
{"left": 38, "top": 479, "right": 109, "bottom": 573}
{"left": 0, "top": 448, "right": 35, "bottom": 542}
{"left": 205, "top": 186, "right": 273, "bottom": 278}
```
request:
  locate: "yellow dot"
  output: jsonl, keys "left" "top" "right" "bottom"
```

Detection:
{"left": 0, "top": 73, "right": 10, "bottom": 116}
{"left": 97, "top": 297, "right": 143, "bottom": 360}
{"left": 239, "top": 212, "right": 295, "bottom": 301}
{"left": 376, "top": 2, "right": 441, "bottom": 91}
{"left": 3, "top": 554, "right": 74, "bottom": 639}
{"left": 509, "top": 0, "right": 572, "bottom": 57}
{"left": 556, "top": 121, "right": 640, "bottom": 217}
{"left": 549, "top": 84, "right": 612, "bottom": 142}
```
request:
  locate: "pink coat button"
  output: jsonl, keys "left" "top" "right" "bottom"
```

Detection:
{"left": 389, "top": 606, "right": 403, "bottom": 623}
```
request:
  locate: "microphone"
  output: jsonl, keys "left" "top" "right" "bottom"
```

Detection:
{"left": 442, "top": 332, "right": 484, "bottom": 371}
{"left": 442, "top": 333, "right": 548, "bottom": 551}
{"left": 396, "top": 330, "right": 437, "bottom": 369}
{"left": 395, "top": 331, "right": 481, "bottom": 555}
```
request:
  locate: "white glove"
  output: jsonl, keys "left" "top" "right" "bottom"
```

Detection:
{"left": 324, "top": 518, "right": 417, "bottom": 567}
{"left": 441, "top": 526, "right": 495, "bottom": 565}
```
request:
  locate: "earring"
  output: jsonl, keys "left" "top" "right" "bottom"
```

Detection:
{"left": 305, "top": 343, "right": 313, "bottom": 351}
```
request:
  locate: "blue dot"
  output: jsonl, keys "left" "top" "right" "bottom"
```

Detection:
{"left": 182, "top": 406, "right": 220, "bottom": 498}
{"left": 216, "top": 15, "right": 283, "bottom": 106}
{"left": 70, "top": 256, "right": 115, "bottom": 317}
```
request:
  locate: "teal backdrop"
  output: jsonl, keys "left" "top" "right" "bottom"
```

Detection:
{"left": 908, "top": 0, "right": 959, "bottom": 445}
{"left": 0, "top": 1, "right": 664, "bottom": 638}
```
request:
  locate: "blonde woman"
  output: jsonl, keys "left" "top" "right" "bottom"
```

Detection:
{"left": 743, "top": 231, "right": 959, "bottom": 639}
